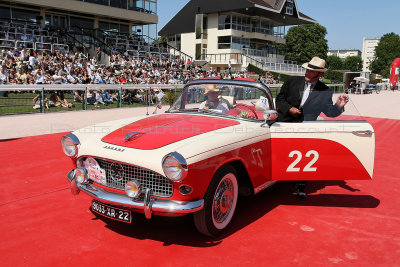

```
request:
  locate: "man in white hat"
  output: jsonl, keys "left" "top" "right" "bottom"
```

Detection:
{"left": 276, "top": 56, "right": 348, "bottom": 122}
{"left": 276, "top": 56, "right": 349, "bottom": 199}
{"left": 199, "top": 84, "right": 230, "bottom": 114}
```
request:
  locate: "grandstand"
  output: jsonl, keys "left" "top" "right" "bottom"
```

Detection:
{"left": 0, "top": 0, "right": 311, "bottom": 115}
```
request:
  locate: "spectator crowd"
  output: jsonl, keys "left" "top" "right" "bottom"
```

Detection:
{"left": 0, "top": 47, "right": 250, "bottom": 87}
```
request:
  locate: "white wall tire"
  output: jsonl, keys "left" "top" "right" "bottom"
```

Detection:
{"left": 193, "top": 165, "right": 238, "bottom": 236}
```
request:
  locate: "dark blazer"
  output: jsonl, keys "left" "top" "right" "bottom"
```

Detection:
{"left": 276, "top": 76, "right": 343, "bottom": 122}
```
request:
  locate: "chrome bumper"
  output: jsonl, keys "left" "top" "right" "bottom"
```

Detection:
{"left": 67, "top": 170, "right": 204, "bottom": 219}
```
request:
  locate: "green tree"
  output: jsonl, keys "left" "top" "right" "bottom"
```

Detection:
{"left": 343, "top": 56, "right": 363, "bottom": 72}
{"left": 326, "top": 55, "right": 343, "bottom": 70}
{"left": 370, "top": 32, "right": 400, "bottom": 77}
{"left": 284, "top": 24, "right": 328, "bottom": 64}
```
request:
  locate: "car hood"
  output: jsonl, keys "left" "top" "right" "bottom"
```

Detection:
{"left": 72, "top": 113, "right": 269, "bottom": 176}
{"left": 101, "top": 114, "right": 240, "bottom": 149}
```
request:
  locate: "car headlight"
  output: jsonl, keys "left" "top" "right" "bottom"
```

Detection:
{"left": 162, "top": 152, "right": 188, "bottom": 181}
{"left": 61, "top": 133, "right": 80, "bottom": 158}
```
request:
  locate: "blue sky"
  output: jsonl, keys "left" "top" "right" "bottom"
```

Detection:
{"left": 157, "top": 0, "right": 399, "bottom": 51}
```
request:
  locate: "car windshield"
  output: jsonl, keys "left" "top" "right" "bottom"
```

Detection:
{"left": 168, "top": 82, "right": 272, "bottom": 121}
{"left": 168, "top": 81, "right": 365, "bottom": 122}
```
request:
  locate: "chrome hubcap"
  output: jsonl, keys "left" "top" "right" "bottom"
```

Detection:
{"left": 213, "top": 177, "right": 234, "bottom": 224}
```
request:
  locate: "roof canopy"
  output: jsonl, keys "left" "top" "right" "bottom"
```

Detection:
{"left": 159, "top": 0, "right": 316, "bottom": 36}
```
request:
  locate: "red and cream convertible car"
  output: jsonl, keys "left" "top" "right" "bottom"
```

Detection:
{"left": 62, "top": 79, "right": 375, "bottom": 236}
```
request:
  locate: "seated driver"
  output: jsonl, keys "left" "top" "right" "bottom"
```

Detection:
{"left": 199, "top": 84, "right": 230, "bottom": 114}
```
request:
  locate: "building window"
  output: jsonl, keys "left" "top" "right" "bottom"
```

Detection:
{"left": 218, "top": 13, "right": 271, "bottom": 35}
{"left": 0, "top": 6, "right": 11, "bottom": 21}
{"left": 110, "top": 0, "right": 128, "bottom": 9}
{"left": 285, "top": 0, "right": 294, "bottom": 15}
{"left": 11, "top": 8, "right": 40, "bottom": 23}
{"left": 119, "top": 24, "right": 129, "bottom": 33}
{"left": 218, "top": 36, "right": 231, "bottom": 49}
{"left": 85, "top": 0, "right": 109, "bottom": 5}
{"left": 218, "top": 14, "right": 230, "bottom": 30}
{"left": 70, "top": 17, "right": 94, "bottom": 29}
{"left": 218, "top": 36, "right": 250, "bottom": 50}
{"left": 76, "top": 0, "right": 157, "bottom": 14}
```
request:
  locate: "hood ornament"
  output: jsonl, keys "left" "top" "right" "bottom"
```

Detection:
{"left": 124, "top": 132, "right": 144, "bottom": 142}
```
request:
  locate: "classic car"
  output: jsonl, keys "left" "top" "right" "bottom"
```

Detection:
{"left": 62, "top": 79, "right": 375, "bottom": 236}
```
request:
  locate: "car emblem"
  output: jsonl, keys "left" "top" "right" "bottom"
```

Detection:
{"left": 124, "top": 132, "right": 144, "bottom": 142}
{"left": 109, "top": 163, "right": 124, "bottom": 182}
{"left": 103, "top": 145, "right": 125, "bottom": 152}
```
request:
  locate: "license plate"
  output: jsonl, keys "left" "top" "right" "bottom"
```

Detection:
{"left": 91, "top": 200, "right": 132, "bottom": 223}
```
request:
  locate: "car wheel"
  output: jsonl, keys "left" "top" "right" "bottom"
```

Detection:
{"left": 193, "top": 165, "right": 238, "bottom": 236}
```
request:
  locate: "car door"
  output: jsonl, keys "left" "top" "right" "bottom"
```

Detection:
{"left": 269, "top": 120, "right": 374, "bottom": 181}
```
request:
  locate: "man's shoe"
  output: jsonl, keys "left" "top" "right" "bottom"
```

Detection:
{"left": 297, "top": 190, "right": 307, "bottom": 200}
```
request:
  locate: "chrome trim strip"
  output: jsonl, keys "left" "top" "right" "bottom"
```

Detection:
{"left": 62, "top": 133, "right": 80, "bottom": 158}
{"left": 352, "top": 130, "right": 373, "bottom": 137}
{"left": 254, "top": 181, "right": 277, "bottom": 194}
{"left": 74, "top": 182, "right": 204, "bottom": 215}
{"left": 162, "top": 151, "right": 188, "bottom": 181}
{"left": 66, "top": 133, "right": 80, "bottom": 145}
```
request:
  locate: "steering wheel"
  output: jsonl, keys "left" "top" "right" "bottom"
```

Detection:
{"left": 233, "top": 103, "right": 258, "bottom": 119}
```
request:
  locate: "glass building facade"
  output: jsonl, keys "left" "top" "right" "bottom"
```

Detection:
{"left": 73, "top": 0, "right": 157, "bottom": 14}
{"left": 218, "top": 13, "right": 284, "bottom": 38}
{"left": 0, "top": 1, "right": 158, "bottom": 39}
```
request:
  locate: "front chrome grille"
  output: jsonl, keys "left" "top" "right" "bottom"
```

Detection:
{"left": 94, "top": 157, "right": 173, "bottom": 198}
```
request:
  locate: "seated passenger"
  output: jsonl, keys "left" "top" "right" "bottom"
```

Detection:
{"left": 199, "top": 84, "right": 230, "bottom": 114}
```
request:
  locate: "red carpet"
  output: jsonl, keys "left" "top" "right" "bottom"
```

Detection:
{"left": 0, "top": 118, "right": 399, "bottom": 266}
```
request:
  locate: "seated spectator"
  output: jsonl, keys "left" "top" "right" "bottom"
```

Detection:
{"left": 95, "top": 90, "right": 106, "bottom": 105}
{"left": 66, "top": 71, "right": 78, "bottom": 84}
{"left": 0, "top": 66, "right": 9, "bottom": 84}
{"left": 92, "top": 69, "right": 104, "bottom": 84}
{"left": 8, "top": 69, "right": 17, "bottom": 84}
{"left": 132, "top": 89, "right": 144, "bottom": 103}
{"left": 52, "top": 70, "right": 64, "bottom": 84}
{"left": 16, "top": 68, "right": 27, "bottom": 84}
{"left": 35, "top": 70, "right": 46, "bottom": 84}
{"left": 57, "top": 91, "right": 73, "bottom": 108}
{"left": 119, "top": 74, "right": 127, "bottom": 84}
{"left": 103, "top": 90, "right": 113, "bottom": 104}
{"left": 48, "top": 92, "right": 59, "bottom": 107}
{"left": 122, "top": 90, "right": 132, "bottom": 104}
{"left": 33, "top": 94, "right": 48, "bottom": 109}
{"left": 73, "top": 90, "right": 83, "bottom": 102}
{"left": 86, "top": 90, "right": 98, "bottom": 106}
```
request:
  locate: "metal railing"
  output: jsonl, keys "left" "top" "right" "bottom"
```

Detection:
{"left": 0, "top": 83, "right": 345, "bottom": 116}
{"left": 0, "top": 39, "right": 69, "bottom": 52}
{"left": 0, "top": 84, "right": 183, "bottom": 116}
{"left": 197, "top": 53, "right": 306, "bottom": 74}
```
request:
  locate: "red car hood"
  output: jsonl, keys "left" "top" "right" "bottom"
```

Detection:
{"left": 101, "top": 114, "right": 240, "bottom": 150}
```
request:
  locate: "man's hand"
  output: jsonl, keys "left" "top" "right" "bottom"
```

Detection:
{"left": 335, "top": 94, "right": 349, "bottom": 108}
{"left": 289, "top": 107, "right": 302, "bottom": 117}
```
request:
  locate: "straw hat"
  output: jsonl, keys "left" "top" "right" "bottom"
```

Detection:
{"left": 204, "top": 84, "right": 220, "bottom": 95}
{"left": 302, "top": 57, "right": 327, "bottom": 72}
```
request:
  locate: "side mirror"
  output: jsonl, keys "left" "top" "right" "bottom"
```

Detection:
{"left": 263, "top": 110, "right": 278, "bottom": 121}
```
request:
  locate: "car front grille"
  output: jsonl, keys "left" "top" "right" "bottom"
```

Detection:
{"left": 94, "top": 157, "right": 173, "bottom": 198}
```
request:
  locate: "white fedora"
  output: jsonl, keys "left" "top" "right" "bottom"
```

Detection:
{"left": 302, "top": 57, "right": 327, "bottom": 72}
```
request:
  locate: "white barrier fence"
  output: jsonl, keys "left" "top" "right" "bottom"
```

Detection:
{"left": 0, "top": 83, "right": 345, "bottom": 115}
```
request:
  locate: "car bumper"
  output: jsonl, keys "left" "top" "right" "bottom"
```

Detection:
{"left": 67, "top": 170, "right": 204, "bottom": 219}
